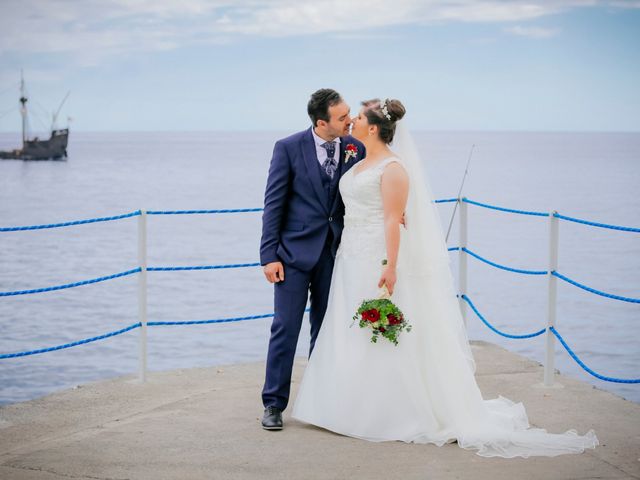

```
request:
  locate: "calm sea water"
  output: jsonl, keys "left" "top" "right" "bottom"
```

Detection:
{"left": 0, "top": 131, "right": 638, "bottom": 405}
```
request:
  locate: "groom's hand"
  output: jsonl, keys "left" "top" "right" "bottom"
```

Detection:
{"left": 264, "top": 261, "right": 285, "bottom": 283}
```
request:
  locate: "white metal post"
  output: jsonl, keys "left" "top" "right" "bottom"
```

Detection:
{"left": 458, "top": 198, "right": 468, "bottom": 327}
{"left": 138, "top": 209, "right": 148, "bottom": 383}
{"left": 544, "top": 210, "right": 559, "bottom": 386}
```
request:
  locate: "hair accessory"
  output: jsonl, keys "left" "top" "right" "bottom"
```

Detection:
{"left": 380, "top": 99, "right": 392, "bottom": 121}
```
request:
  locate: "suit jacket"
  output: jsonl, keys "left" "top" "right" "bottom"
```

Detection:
{"left": 260, "top": 127, "right": 366, "bottom": 271}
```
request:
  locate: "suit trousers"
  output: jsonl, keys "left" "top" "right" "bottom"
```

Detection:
{"left": 262, "top": 231, "right": 336, "bottom": 411}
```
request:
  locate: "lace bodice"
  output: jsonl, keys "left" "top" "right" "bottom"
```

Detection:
{"left": 337, "top": 157, "right": 401, "bottom": 260}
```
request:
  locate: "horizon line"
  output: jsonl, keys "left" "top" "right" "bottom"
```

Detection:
{"left": 1, "top": 128, "right": 640, "bottom": 134}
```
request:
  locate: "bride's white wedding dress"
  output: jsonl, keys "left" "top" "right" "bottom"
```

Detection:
{"left": 291, "top": 141, "right": 598, "bottom": 457}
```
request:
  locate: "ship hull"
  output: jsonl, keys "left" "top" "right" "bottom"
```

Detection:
{"left": 0, "top": 129, "right": 68, "bottom": 160}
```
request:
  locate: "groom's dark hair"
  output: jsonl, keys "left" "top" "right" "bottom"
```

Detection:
{"left": 308, "top": 89, "right": 342, "bottom": 127}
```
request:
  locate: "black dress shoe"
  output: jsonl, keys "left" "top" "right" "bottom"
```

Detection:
{"left": 262, "top": 406, "right": 283, "bottom": 430}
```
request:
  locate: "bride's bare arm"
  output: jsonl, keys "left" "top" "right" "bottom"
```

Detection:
{"left": 379, "top": 162, "right": 409, "bottom": 293}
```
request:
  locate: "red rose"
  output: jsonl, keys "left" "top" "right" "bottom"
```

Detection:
{"left": 387, "top": 314, "right": 401, "bottom": 325}
{"left": 362, "top": 309, "right": 380, "bottom": 322}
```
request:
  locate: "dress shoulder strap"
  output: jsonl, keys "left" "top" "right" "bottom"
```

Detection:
{"left": 378, "top": 156, "right": 401, "bottom": 169}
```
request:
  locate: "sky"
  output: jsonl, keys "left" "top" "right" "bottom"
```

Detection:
{"left": 0, "top": 0, "right": 639, "bottom": 133}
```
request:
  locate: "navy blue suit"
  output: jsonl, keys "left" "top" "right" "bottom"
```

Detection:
{"left": 260, "top": 127, "right": 365, "bottom": 411}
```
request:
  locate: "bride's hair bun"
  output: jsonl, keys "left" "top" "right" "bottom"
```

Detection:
{"left": 385, "top": 99, "right": 406, "bottom": 122}
{"left": 361, "top": 98, "right": 407, "bottom": 144}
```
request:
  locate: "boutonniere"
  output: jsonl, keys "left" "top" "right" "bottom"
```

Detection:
{"left": 344, "top": 144, "right": 358, "bottom": 163}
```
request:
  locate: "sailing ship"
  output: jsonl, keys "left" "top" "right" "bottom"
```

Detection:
{"left": 0, "top": 73, "right": 70, "bottom": 160}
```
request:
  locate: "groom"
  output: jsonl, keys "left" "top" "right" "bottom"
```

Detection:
{"left": 259, "top": 89, "right": 365, "bottom": 430}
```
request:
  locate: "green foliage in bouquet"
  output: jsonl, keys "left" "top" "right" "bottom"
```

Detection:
{"left": 352, "top": 298, "right": 412, "bottom": 346}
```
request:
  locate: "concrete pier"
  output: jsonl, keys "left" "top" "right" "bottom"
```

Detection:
{"left": 1, "top": 341, "right": 639, "bottom": 480}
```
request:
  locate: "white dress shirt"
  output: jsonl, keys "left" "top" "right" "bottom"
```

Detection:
{"left": 311, "top": 128, "right": 341, "bottom": 166}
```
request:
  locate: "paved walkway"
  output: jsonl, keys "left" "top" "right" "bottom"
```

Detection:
{"left": 1, "top": 341, "right": 638, "bottom": 480}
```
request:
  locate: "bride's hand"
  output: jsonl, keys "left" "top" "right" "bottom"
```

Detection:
{"left": 378, "top": 266, "right": 397, "bottom": 295}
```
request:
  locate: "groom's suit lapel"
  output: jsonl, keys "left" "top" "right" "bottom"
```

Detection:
{"left": 301, "top": 128, "right": 329, "bottom": 215}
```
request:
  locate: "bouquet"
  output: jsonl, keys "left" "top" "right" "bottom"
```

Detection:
{"left": 351, "top": 260, "right": 412, "bottom": 346}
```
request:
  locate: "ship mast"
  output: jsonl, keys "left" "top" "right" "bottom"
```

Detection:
{"left": 19, "top": 70, "right": 28, "bottom": 147}
{"left": 52, "top": 91, "right": 70, "bottom": 131}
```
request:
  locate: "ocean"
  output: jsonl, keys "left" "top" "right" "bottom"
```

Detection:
{"left": 0, "top": 130, "right": 638, "bottom": 405}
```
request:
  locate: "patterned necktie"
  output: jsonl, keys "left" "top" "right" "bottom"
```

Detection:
{"left": 321, "top": 141, "right": 337, "bottom": 179}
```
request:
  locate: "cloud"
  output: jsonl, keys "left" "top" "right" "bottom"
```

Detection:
{"left": 606, "top": 0, "right": 640, "bottom": 7}
{"left": 504, "top": 25, "right": 561, "bottom": 38}
{"left": 0, "top": 0, "right": 622, "bottom": 60}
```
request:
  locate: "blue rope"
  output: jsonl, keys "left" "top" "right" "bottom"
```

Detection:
{"left": 550, "top": 327, "right": 640, "bottom": 384}
{"left": 462, "top": 198, "right": 547, "bottom": 217}
{"left": 0, "top": 322, "right": 141, "bottom": 359}
{"left": 461, "top": 293, "right": 639, "bottom": 384}
{"left": 2, "top": 201, "right": 637, "bottom": 236}
{"left": 0, "top": 211, "right": 141, "bottom": 232}
{"left": 147, "top": 208, "right": 263, "bottom": 215}
{"left": 553, "top": 212, "right": 640, "bottom": 233}
{"left": 149, "top": 309, "right": 309, "bottom": 326}
{"left": 552, "top": 271, "right": 640, "bottom": 303}
{"left": 457, "top": 250, "right": 637, "bottom": 302}
{"left": 462, "top": 247, "right": 547, "bottom": 275}
{"left": 461, "top": 197, "right": 639, "bottom": 232}
{"left": 0, "top": 268, "right": 142, "bottom": 297}
{"left": 148, "top": 263, "right": 260, "bottom": 272}
{"left": 448, "top": 247, "right": 459, "bottom": 252}
{"left": 0, "top": 264, "right": 264, "bottom": 297}
{"left": 460, "top": 294, "right": 546, "bottom": 339}
{"left": 149, "top": 313, "right": 275, "bottom": 326}
{"left": 0, "top": 310, "right": 307, "bottom": 359}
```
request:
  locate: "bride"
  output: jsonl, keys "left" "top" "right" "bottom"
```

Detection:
{"left": 291, "top": 98, "right": 599, "bottom": 458}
